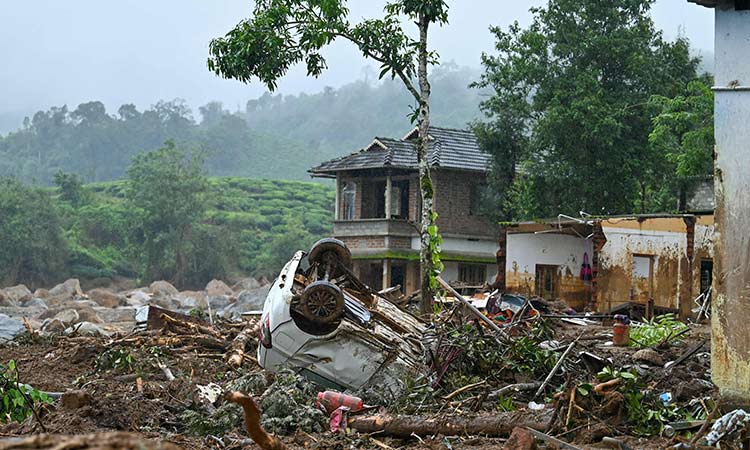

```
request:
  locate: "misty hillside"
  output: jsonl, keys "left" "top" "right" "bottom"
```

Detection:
{"left": 0, "top": 66, "right": 482, "bottom": 185}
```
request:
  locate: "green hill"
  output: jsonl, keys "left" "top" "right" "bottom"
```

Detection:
{"left": 57, "top": 177, "right": 334, "bottom": 287}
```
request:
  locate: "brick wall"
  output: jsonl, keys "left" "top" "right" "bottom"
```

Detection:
{"left": 340, "top": 236, "right": 385, "bottom": 249}
{"left": 433, "top": 170, "right": 496, "bottom": 237}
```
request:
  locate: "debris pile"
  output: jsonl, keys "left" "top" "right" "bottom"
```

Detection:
{"left": 0, "top": 241, "right": 738, "bottom": 449}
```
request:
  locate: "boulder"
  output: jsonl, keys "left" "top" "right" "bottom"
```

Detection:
{"left": 88, "top": 288, "right": 124, "bottom": 308}
{"left": 149, "top": 281, "right": 178, "bottom": 297}
{"left": 207, "top": 295, "right": 232, "bottom": 310}
{"left": 633, "top": 348, "right": 664, "bottom": 366}
{"left": 0, "top": 314, "right": 26, "bottom": 342}
{"left": 206, "top": 279, "right": 233, "bottom": 297}
{"left": 95, "top": 307, "right": 136, "bottom": 324}
{"left": 49, "top": 279, "right": 83, "bottom": 301}
{"left": 125, "top": 290, "right": 150, "bottom": 307}
{"left": 66, "top": 321, "right": 110, "bottom": 337}
{"left": 237, "top": 289, "right": 268, "bottom": 311}
{"left": 54, "top": 309, "right": 80, "bottom": 326}
{"left": 21, "top": 298, "right": 48, "bottom": 309}
{"left": 2, "top": 285, "right": 32, "bottom": 304}
{"left": 178, "top": 291, "right": 207, "bottom": 309}
{"left": 33, "top": 288, "right": 50, "bottom": 299}
{"left": 76, "top": 307, "right": 103, "bottom": 324}
{"left": 0, "top": 292, "right": 11, "bottom": 307}
{"left": 231, "top": 277, "right": 261, "bottom": 292}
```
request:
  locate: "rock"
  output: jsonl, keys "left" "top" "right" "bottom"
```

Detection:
{"left": 674, "top": 378, "right": 714, "bottom": 401}
{"left": 178, "top": 291, "right": 207, "bottom": 309}
{"left": 207, "top": 295, "right": 231, "bottom": 310}
{"left": 0, "top": 292, "right": 11, "bottom": 307}
{"left": 126, "top": 290, "right": 150, "bottom": 307}
{"left": 95, "top": 307, "right": 136, "bottom": 324}
{"left": 49, "top": 279, "right": 83, "bottom": 301}
{"left": 237, "top": 289, "right": 268, "bottom": 311}
{"left": 61, "top": 390, "right": 93, "bottom": 409}
{"left": 149, "top": 281, "right": 178, "bottom": 297}
{"left": 504, "top": 427, "right": 537, "bottom": 450}
{"left": 88, "top": 288, "right": 124, "bottom": 308}
{"left": 41, "top": 318, "right": 66, "bottom": 334}
{"left": 34, "top": 288, "right": 50, "bottom": 299}
{"left": 54, "top": 309, "right": 80, "bottom": 325}
{"left": 0, "top": 314, "right": 26, "bottom": 342}
{"left": 21, "top": 298, "right": 48, "bottom": 309}
{"left": 2, "top": 285, "right": 32, "bottom": 303}
{"left": 66, "top": 321, "right": 110, "bottom": 337}
{"left": 76, "top": 307, "right": 103, "bottom": 324}
{"left": 231, "top": 277, "right": 261, "bottom": 292}
{"left": 633, "top": 348, "right": 664, "bottom": 366}
{"left": 206, "top": 279, "right": 233, "bottom": 297}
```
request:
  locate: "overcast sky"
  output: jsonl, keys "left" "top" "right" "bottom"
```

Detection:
{"left": 0, "top": 1, "right": 714, "bottom": 131}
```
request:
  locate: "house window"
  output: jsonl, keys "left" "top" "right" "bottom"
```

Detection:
{"left": 469, "top": 183, "right": 484, "bottom": 216}
{"left": 458, "top": 263, "right": 487, "bottom": 286}
{"left": 342, "top": 182, "right": 356, "bottom": 220}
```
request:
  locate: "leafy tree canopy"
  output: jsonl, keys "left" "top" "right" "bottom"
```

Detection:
{"left": 474, "top": 0, "right": 700, "bottom": 220}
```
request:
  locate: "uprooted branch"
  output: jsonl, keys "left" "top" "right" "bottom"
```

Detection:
{"left": 224, "top": 391, "right": 287, "bottom": 450}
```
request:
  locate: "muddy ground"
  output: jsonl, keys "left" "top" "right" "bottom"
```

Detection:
{"left": 0, "top": 316, "right": 715, "bottom": 450}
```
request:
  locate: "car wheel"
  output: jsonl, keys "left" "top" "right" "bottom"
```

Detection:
{"left": 308, "top": 238, "right": 352, "bottom": 279}
{"left": 300, "top": 280, "right": 345, "bottom": 325}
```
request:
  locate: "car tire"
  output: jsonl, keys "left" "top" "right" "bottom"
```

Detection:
{"left": 308, "top": 238, "right": 352, "bottom": 279}
{"left": 299, "top": 280, "right": 345, "bottom": 326}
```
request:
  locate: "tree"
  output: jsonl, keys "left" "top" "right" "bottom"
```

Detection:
{"left": 649, "top": 78, "right": 714, "bottom": 178}
{"left": 54, "top": 171, "right": 87, "bottom": 207}
{"left": 0, "top": 178, "right": 66, "bottom": 286}
{"left": 126, "top": 141, "right": 208, "bottom": 286}
{"left": 208, "top": 0, "right": 449, "bottom": 311}
{"left": 473, "top": 0, "right": 699, "bottom": 220}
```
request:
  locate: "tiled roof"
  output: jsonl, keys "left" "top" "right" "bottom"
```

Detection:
{"left": 310, "top": 126, "right": 490, "bottom": 175}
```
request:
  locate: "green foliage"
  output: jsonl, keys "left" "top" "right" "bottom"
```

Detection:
{"left": 595, "top": 366, "right": 683, "bottom": 436}
{"left": 54, "top": 171, "right": 87, "bottom": 207}
{"left": 0, "top": 360, "right": 53, "bottom": 424}
{"left": 0, "top": 178, "right": 67, "bottom": 286}
{"left": 0, "top": 172, "right": 333, "bottom": 287}
{"left": 127, "top": 142, "right": 209, "bottom": 285}
{"left": 649, "top": 78, "right": 715, "bottom": 178}
{"left": 474, "top": 0, "right": 701, "bottom": 220}
{"left": 427, "top": 212, "right": 444, "bottom": 291}
{"left": 0, "top": 68, "right": 482, "bottom": 184}
{"left": 630, "top": 314, "right": 689, "bottom": 348}
{"left": 95, "top": 348, "right": 135, "bottom": 372}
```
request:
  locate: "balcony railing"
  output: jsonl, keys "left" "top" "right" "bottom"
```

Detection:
{"left": 333, "top": 218, "right": 417, "bottom": 237}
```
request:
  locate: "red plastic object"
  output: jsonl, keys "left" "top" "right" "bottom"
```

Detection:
{"left": 316, "top": 391, "right": 363, "bottom": 415}
{"left": 613, "top": 322, "right": 630, "bottom": 346}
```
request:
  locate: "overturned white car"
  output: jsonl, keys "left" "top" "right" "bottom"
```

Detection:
{"left": 257, "top": 238, "right": 427, "bottom": 394}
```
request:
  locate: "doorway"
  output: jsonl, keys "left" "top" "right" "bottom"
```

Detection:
{"left": 631, "top": 254, "right": 655, "bottom": 303}
{"left": 535, "top": 265, "right": 559, "bottom": 300}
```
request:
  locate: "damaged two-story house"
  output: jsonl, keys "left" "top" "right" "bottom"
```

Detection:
{"left": 310, "top": 127, "right": 498, "bottom": 294}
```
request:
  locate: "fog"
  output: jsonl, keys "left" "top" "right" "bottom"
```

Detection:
{"left": 0, "top": 1, "right": 714, "bottom": 133}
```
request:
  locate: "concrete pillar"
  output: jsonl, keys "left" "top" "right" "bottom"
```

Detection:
{"left": 382, "top": 259, "right": 392, "bottom": 291}
{"left": 334, "top": 177, "right": 340, "bottom": 221}
{"left": 711, "top": 6, "right": 750, "bottom": 402}
{"left": 385, "top": 175, "right": 392, "bottom": 220}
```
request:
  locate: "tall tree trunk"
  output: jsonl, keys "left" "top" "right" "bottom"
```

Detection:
{"left": 417, "top": 16, "right": 436, "bottom": 314}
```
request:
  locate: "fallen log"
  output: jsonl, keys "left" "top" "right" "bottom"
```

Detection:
{"left": 348, "top": 410, "right": 552, "bottom": 437}
{"left": 225, "top": 391, "right": 287, "bottom": 450}
{"left": 226, "top": 321, "right": 259, "bottom": 368}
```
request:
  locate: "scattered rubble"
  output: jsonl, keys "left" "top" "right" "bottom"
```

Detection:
{"left": 0, "top": 250, "right": 732, "bottom": 449}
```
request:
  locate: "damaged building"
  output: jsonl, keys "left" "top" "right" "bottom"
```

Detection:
{"left": 310, "top": 126, "right": 499, "bottom": 294}
{"left": 499, "top": 209, "right": 715, "bottom": 315}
